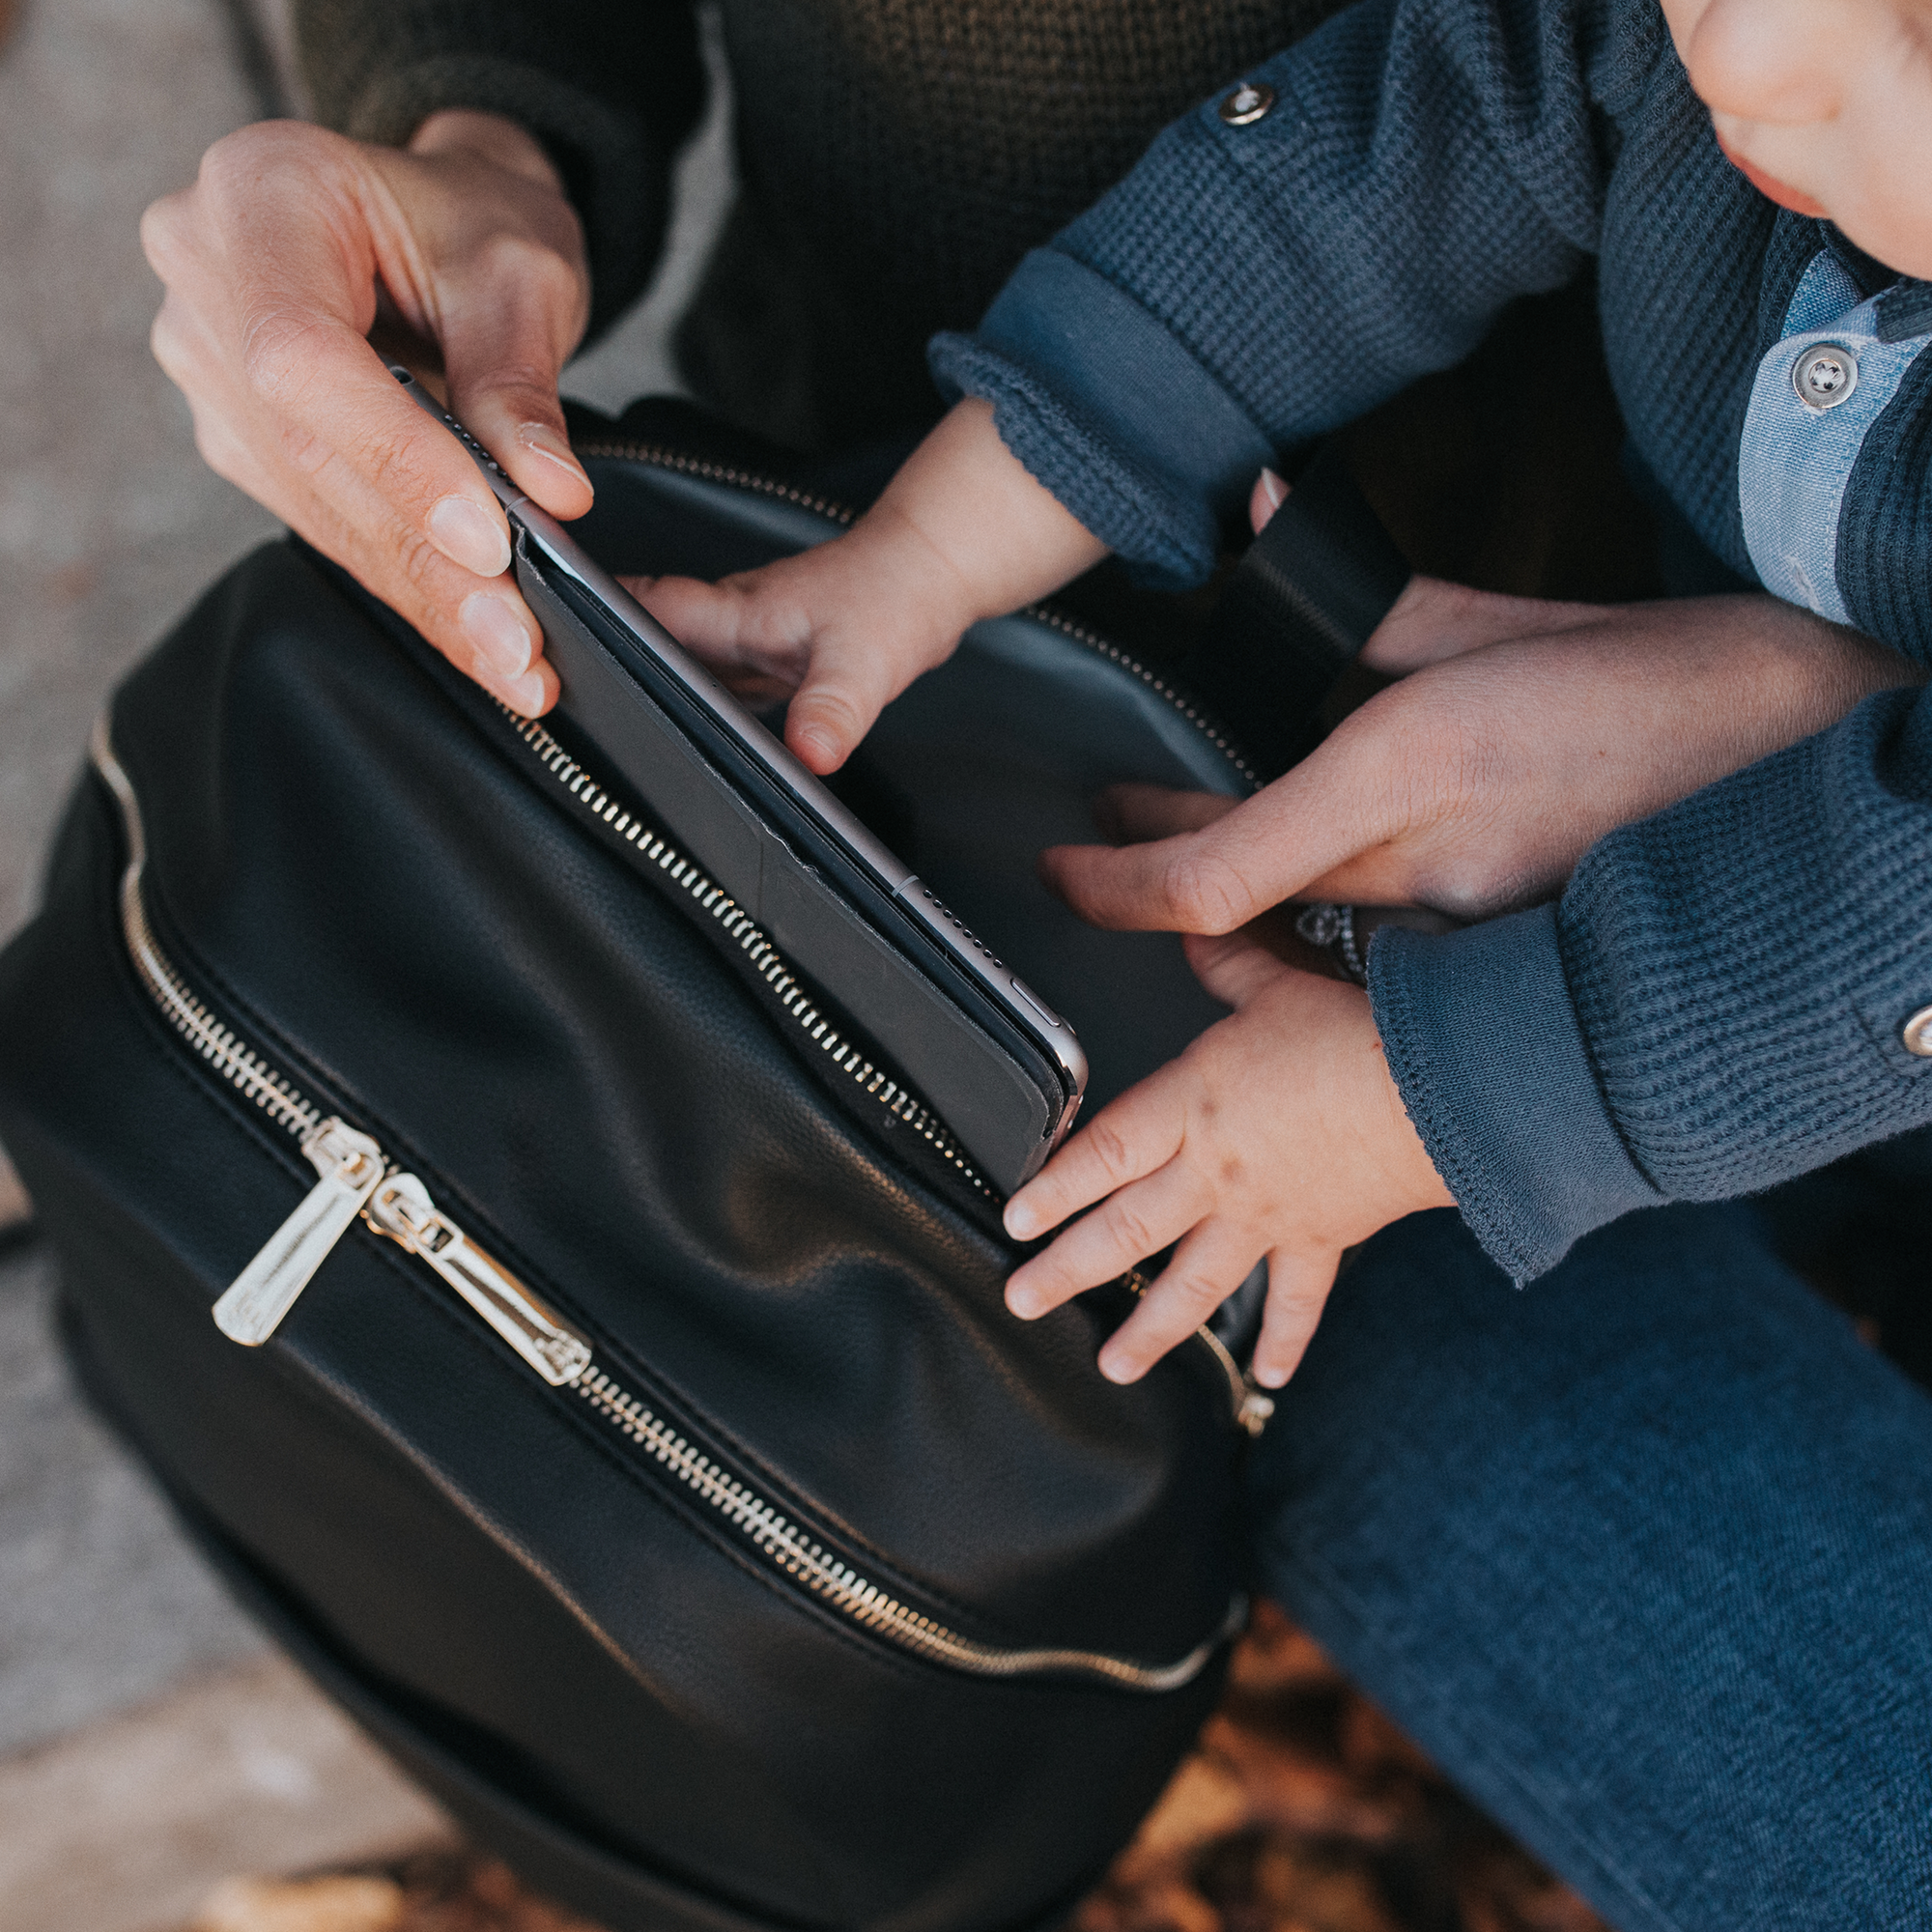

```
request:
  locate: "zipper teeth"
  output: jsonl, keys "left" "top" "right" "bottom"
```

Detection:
{"left": 574, "top": 1365, "right": 1235, "bottom": 1690}
{"left": 499, "top": 705, "right": 994, "bottom": 1199}
{"left": 564, "top": 445, "right": 1266, "bottom": 1433}
{"left": 574, "top": 440, "right": 857, "bottom": 527}
{"left": 93, "top": 711, "right": 1236, "bottom": 1691}
{"left": 572, "top": 441, "right": 1259, "bottom": 796}
{"left": 90, "top": 716, "right": 321, "bottom": 1141}
{"left": 501, "top": 704, "right": 1259, "bottom": 1432}
{"left": 94, "top": 571, "right": 1250, "bottom": 1686}
{"left": 1018, "top": 604, "right": 1260, "bottom": 792}
{"left": 1123, "top": 1265, "right": 1247, "bottom": 1418}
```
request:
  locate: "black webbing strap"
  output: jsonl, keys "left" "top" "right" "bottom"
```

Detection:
{"left": 1188, "top": 443, "right": 1414, "bottom": 781}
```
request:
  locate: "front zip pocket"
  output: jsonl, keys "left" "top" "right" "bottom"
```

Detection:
{"left": 93, "top": 714, "right": 1246, "bottom": 1690}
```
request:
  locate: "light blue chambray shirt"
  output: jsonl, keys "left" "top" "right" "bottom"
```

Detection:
{"left": 1741, "top": 251, "right": 1932, "bottom": 625}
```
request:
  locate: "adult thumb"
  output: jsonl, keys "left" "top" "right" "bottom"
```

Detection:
{"left": 442, "top": 285, "right": 595, "bottom": 524}
{"left": 446, "top": 332, "right": 591, "bottom": 529}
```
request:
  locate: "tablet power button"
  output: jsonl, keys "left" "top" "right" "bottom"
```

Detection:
{"left": 1009, "top": 977, "right": 1062, "bottom": 1029}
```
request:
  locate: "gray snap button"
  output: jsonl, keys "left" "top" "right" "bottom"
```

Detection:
{"left": 1904, "top": 1004, "right": 1932, "bottom": 1058}
{"left": 1792, "top": 342, "right": 1859, "bottom": 411}
{"left": 1219, "top": 80, "right": 1276, "bottom": 126}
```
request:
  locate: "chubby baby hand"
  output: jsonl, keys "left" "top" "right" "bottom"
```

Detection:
{"left": 1001, "top": 931, "right": 1453, "bottom": 1389}
{"left": 626, "top": 399, "right": 1105, "bottom": 774}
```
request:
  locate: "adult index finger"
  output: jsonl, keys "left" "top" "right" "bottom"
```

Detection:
{"left": 258, "top": 409, "right": 555, "bottom": 716}
{"left": 1091, "top": 782, "right": 1237, "bottom": 846}
{"left": 263, "top": 328, "right": 555, "bottom": 703}
{"left": 438, "top": 252, "right": 594, "bottom": 525}
{"left": 1038, "top": 731, "right": 1406, "bottom": 934}
{"left": 251, "top": 318, "right": 521, "bottom": 585}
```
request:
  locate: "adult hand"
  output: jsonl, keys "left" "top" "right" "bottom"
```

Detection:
{"left": 142, "top": 111, "right": 595, "bottom": 714}
{"left": 1050, "top": 576, "right": 1921, "bottom": 930}
{"left": 1003, "top": 931, "right": 1453, "bottom": 1388}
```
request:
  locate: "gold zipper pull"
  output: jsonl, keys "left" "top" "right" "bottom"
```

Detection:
{"left": 213, "top": 1119, "right": 386, "bottom": 1345}
{"left": 364, "top": 1172, "right": 592, "bottom": 1386}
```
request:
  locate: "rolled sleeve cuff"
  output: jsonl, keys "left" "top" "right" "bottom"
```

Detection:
{"left": 1369, "top": 905, "right": 1664, "bottom": 1283}
{"left": 927, "top": 248, "right": 1276, "bottom": 589}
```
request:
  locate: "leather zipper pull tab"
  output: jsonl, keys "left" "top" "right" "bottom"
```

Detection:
{"left": 213, "top": 1119, "right": 386, "bottom": 1345}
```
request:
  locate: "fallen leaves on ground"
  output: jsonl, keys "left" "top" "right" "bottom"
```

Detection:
{"left": 187, "top": 1858, "right": 603, "bottom": 1932}
{"left": 1076, "top": 1602, "right": 1612, "bottom": 1932}
{"left": 184, "top": 1603, "right": 1612, "bottom": 1932}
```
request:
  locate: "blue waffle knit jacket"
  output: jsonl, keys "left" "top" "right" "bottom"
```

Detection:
{"left": 928, "top": 0, "right": 1932, "bottom": 1282}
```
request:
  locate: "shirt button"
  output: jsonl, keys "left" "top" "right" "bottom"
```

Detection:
{"left": 1792, "top": 342, "right": 1859, "bottom": 411}
{"left": 1219, "top": 80, "right": 1276, "bottom": 126}
{"left": 1904, "top": 1005, "right": 1932, "bottom": 1058}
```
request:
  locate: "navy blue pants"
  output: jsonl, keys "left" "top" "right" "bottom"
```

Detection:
{"left": 1250, "top": 1183, "right": 1932, "bottom": 1932}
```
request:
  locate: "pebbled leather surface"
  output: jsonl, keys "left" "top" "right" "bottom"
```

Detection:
{"left": 576, "top": 457, "right": 1253, "bottom": 1119}
{"left": 0, "top": 469, "right": 1256, "bottom": 1932}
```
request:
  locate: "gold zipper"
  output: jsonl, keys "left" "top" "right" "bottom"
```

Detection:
{"left": 91, "top": 715, "right": 1240, "bottom": 1689}
{"left": 498, "top": 706, "right": 1273, "bottom": 1435}
{"left": 93, "top": 715, "right": 322, "bottom": 1141}
{"left": 574, "top": 1368, "right": 1244, "bottom": 1689}
{"left": 571, "top": 439, "right": 858, "bottom": 527}
{"left": 497, "top": 705, "right": 993, "bottom": 1197}
{"left": 1124, "top": 1267, "right": 1275, "bottom": 1440}
{"left": 212, "top": 1117, "right": 386, "bottom": 1346}
{"left": 571, "top": 440, "right": 1261, "bottom": 794}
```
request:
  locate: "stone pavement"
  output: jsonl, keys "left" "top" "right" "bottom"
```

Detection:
{"left": 2, "top": 1651, "right": 454, "bottom": 1932}
{"left": 0, "top": 0, "right": 284, "bottom": 1766}
{"left": 0, "top": 0, "right": 730, "bottom": 1917}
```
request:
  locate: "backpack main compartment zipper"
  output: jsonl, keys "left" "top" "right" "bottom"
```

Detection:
{"left": 92, "top": 714, "right": 1245, "bottom": 1690}
{"left": 572, "top": 440, "right": 1263, "bottom": 795}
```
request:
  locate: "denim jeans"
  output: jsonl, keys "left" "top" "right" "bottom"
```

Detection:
{"left": 1248, "top": 1193, "right": 1932, "bottom": 1932}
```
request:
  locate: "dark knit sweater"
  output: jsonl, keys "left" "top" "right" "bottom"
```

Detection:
{"left": 295, "top": 0, "right": 1347, "bottom": 447}
{"left": 929, "top": 0, "right": 1932, "bottom": 1279}
{"left": 296, "top": 0, "right": 1931, "bottom": 1281}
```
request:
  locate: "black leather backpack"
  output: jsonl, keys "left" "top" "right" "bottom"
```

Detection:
{"left": 0, "top": 406, "right": 1321, "bottom": 1931}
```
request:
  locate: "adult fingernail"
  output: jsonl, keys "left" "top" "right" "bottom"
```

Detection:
{"left": 1098, "top": 1350, "right": 1140, "bottom": 1385}
{"left": 429, "top": 495, "right": 512, "bottom": 577}
{"left": 1257, "top": 468, "right": 1288, "bottom": 512}
{"left": 1004, "top": 1200, "right": 1039, "bottom": 1240}
{"left": 1255, "top": 1364, "right": 1288, "bottom": 1389}
{"left": 517, "top": 421, "right": 592, "bottom": 492}
{"left": 1006, "top": 1284, "right": 1040, "bottom": 1320}
{"left": 501, "top": 668, "right": 548, "bottom": 717}
{"left": 461, "top": 591, "right": 534, "bottom": 678}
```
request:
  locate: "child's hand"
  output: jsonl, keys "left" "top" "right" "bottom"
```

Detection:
{"left": 1001, "top": 932, "right": 1453, "bottom": 1390}
{"left": 629, "top": 400, "right": 1107, "bottom": 773}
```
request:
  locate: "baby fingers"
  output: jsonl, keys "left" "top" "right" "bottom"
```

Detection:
{"left": 1248, "top": 1247, "right": 1346, "bottom": 1388}
{"left": 625, "top": 572, "right": 808, "bottom": 676}
{"left": 1003, "top": 1079, "right": 1186, "bottom": 1244}
{"left": 1004, "top": 1157, "right": 1206, "bottom": 1321}
{"left": 1095, "top": 1223, "right": 1271, "bottom": 1384}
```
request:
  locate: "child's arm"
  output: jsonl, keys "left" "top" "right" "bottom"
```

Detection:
{"left": 1003, "top": 933, "right": 1454, "bottom": 1390}
{"left": 632, "top": 400, "right": 1105, "bottom": 773}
